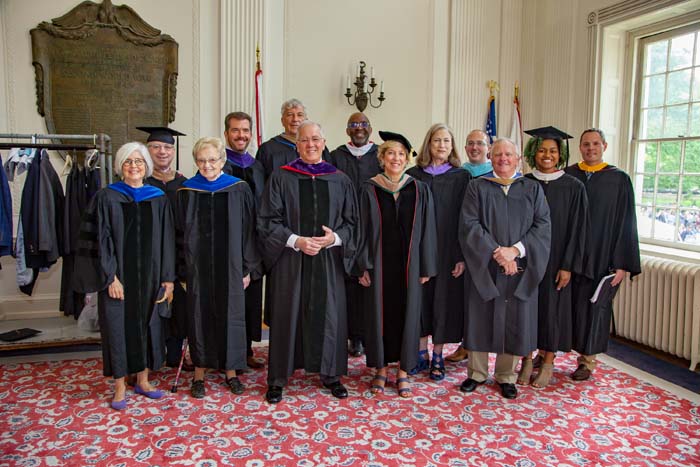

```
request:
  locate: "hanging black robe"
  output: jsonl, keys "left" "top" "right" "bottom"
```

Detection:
{"left": 222, "top": 157, "right": 266, "bottom": 341}
{"left": 61, "top": 163, "right": 100, "bottom": 317}
{"left": 356, "top": 177, "right": 438, "bottom": 371}
{"left": 406, "top": 166, "right": 471, "bottom": 344}
{"left": 327, "top": 144, "right": 382, "bottom": 342}
{"left": 177, "top": 174, "right": 261, "bottom": 371}
{"left": 257, "top": 164, "right": 358, "bottom": 386}
{"left": 564, "top": 164, "right": 641, "bottom": 355}
{"left": 525, "top": 173, "right": 590, "bottom": 352}
{"left": 256, "top": 135, "right": 299, "bottom": 180}
{"left": 74, "top": 185, "right": 175, "bottom": 378}
{"left": 459, "top": 176, "right": 551, "bottom": 356}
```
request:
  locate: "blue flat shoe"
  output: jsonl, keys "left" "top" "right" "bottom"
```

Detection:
{"left": 134, "top": 385, "right": 164, "bottom": 399}
{"left": 110, "top": 397, "right": 127, "bottom": 410}
{"left": 397, "top": 377, "right": 412, "bottom": 398}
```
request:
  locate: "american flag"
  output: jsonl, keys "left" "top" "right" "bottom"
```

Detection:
{"left": 485, "top": 95, "right": 497, "bottom": 144}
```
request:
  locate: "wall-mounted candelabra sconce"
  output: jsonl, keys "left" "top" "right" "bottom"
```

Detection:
{"left": 344, "top": 61, "right": 385, "bottom": 111}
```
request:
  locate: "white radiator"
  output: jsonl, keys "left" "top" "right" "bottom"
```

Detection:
{"left": 613, "top": 255, "right": 700, "bottom": 371}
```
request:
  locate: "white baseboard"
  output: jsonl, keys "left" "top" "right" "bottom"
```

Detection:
{"left": 0, "top": 294, "right": 61, "bottom": 320}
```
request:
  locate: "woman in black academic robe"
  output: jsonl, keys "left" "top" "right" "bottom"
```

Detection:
{"left": 406, "top": 124, "right": 471, "bottom": 381}
{"left": 517, "top": 129, "right": 590, "bottom": 388}
{"left": 356, "top": 131, "right": 438, "bottom": 397}
{"left": 75, "top": 142, "right": 175, "bottom": 410}
{"left": 177, "top": 137, "right": 260, "bottom": 399}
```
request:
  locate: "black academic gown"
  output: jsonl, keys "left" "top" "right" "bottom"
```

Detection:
{"left": 565, "top": 164, "right": 641, "bottom": 355}
{"left": 74, "top": 187, "right": 175, "bottom": 378}
{"left": 257, "top": 166, "right": 358, "bottom": 386}
{"left": 525, "top": 173, "right": 590, "bottom": 352}
{"left": 407, "top": 166, "right": 471, "bottom": 344}
{"left": 177, "top": 179, "right": 260, "bottom": 371}
{"left": 222, "top": 158, "right": 266, "bottom": 341}
{"left": 356, "top": 177, "right": 438, "bottom": 371}
{"left": 256, "top": 135, "right": 299, "bottom": 180}
{"left": 459, "top": 176, "right": 551, "bottom": 356}
{"left": 327, "top": 144, "right": 382, "bottom": 341}
{"left": 145, "top": 173, "right": 188, "bottom": 340}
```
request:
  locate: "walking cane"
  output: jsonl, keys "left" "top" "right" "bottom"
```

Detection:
{"left": 171, "top": 337, "right": 189, "bottom": 393}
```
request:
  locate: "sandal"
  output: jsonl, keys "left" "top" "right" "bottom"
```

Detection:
{"left": 532, "top": 353, "right": 544, "bottom": 369}
{"left": 516, "top": 357, "right": 533, "bottom": 385}
{"left": 429, "top": 352, "right": 445, "bottom": 381}
{"left": 408, "top": 350, "right": 429, "bottom": 375}
{"left": 370, "top": 374, "right": 387, "bottom": 394}
{"left": 531, "top": 363, "right": 553, "bottom": 388}
{"left": 397, "top": 377, "right": 412, "bottom": 398}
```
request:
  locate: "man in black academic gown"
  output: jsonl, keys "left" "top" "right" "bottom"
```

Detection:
{"left": 257, "top": 121, "right": 359, "bottom": 403}
{"left": 138, "top": 126, "right": 190, "bottom": 371}
{"left": 565, "top": 128, "right": 641, "bottom": 381}
{"left": 222, "top": 111, "right": 266, "bottom": 369}
{"left": 256, "top": 98, "right": 306, "bottom": 179}
{"left": 326, "top": 112, "right": 381, "bottom": 358}
{"left": 458, "top": 138, "right": 551, "bottom": 399}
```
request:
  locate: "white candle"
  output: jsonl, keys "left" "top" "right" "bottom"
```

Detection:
{"left": 380, "top": 80, "right": 384, "bottom": 92}
{"left": 346, "top": 76, "right": 350, "bottom": 89}
{"left": 371, "top": 67, "right": 375, "bottom": 79}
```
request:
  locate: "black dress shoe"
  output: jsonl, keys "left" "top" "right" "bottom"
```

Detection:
{"left": 226, "top": 376, "right": 245, "bottom": 395}
{"left": 459, "top": 378, "right": 483, "bottom": 393}
{"left": 191, "top": 380, "right": 206, "bottom": 399}
{"left": 348, "top": 338, "right": 365, "bottom": 357}
{"left": 265, "top": 385, "right": 283, "bottom": 403}
{"left": 323, "top": 381, "right": 349, "bottom": 399}
{"left": 499, "top": 383, "right": 517, "bottom": 399}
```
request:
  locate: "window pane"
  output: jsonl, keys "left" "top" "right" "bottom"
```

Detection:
{"left": 642, "top": 108, "right": 663, "bottom": 138}
{"left": 669, "top": 33, "right": 694, "bottom": 70}
{"left": 663, "top": 104, "right": 688, "bottom": 137}
{"left": 646, "top": 40, "right": 668, "bottom": 74}
{"left": 637, "top": 205, "right": 652, "bottom": 238}
{"left": 691, "top": 104, "right": 700, "bottom": 137}
{"left": 653, "top": 208, "right": 677, "bottom": 240}
{"left": 637, "top": 142, "right": 657, "bottom": 172}
{"left": 693, "top": 67, "right": 700, "bottom": 100}
{"left": 642, "top": 175, "right": 656, "bottom": 204}
{"left": 666, "top": 69, "right": 691, "bottom": 104}
{"left": 679, "top": 209, "right": 700, "bottom": 244}
{"left": 682, "top": 175, "right": 700, "bottom": 207}
{"left": 684, "top": 140, "right": 700, "bottom": 172}
{"left": 657, "top": 175, "right": 679, "bottom": 205}
{"left": 659, "top": 141, "right": 681, "bottom": 172}
{"left": 643, "top": 75, "right": 665, "bottom": 107}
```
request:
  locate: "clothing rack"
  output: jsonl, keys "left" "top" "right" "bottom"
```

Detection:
{"left": 0, "top": 133, "right": 112, "bottom": 185}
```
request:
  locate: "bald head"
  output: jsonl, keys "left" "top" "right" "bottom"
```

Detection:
{"left": 346, "top": 112, "right": 372, "bottom": 147}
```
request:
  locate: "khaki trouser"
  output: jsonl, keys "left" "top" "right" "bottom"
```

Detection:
{"left": 467, "top": 351, "right": 519, "bottom": 384}
{"left": 577, "top": 354, "right": 597, "bottom": 371}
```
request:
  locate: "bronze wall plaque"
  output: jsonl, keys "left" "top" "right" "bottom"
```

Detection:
{"left": 30, "top": 0, "right": 178, "bottom": 152}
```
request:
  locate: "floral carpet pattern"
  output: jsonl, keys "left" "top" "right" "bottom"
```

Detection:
{"left": 1, "top": 345, "right": 699, "bottom": 467}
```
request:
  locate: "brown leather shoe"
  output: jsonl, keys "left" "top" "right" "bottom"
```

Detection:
{"left": 446, "top": 346, "right": 468, "bottom": 363}
{"left": 571, "top": 364, "right": 592, "bottom": 381}
{"left": 247, "top": 356, "right": 264, "bottom": 369}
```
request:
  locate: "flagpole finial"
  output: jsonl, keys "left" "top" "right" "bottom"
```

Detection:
{"left": 488, "top": 80, "right": 499, "bottom": 97}
{"left": 256, "top": 44, "right": 261, "bottom": 71}
{"left": 514, "top": 81, "right": 519, "bottom": 99}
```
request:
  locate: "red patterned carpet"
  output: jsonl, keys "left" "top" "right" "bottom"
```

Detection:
{"left": 1, "top": 345, "right": 699, "bottom": 467}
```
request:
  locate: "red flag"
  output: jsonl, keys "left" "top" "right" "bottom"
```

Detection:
{"left": 254, "top": 48, "right": 264, "bottom": 147}
{"left": 509, "top": 94, "right": 522, "bottom": 154}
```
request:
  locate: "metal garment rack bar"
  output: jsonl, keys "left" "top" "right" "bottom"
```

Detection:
{"left": 0, "top": 133, "right": 112, "bottom": 185}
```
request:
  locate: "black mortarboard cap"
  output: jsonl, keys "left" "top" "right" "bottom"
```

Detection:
{"left": 378, "top": 130, "right": 417, "bottom": 157}
{"left": 524, "top": 126, "right": 573, "bottom": 167}
{"left": 136, "top": 126, "right": 186, "bottom": 170}
{"left": 136, "top": 126, "right": 186, "bottom": 144}
{"left": 524, "top": 126, "right": 573, "bottom": 140}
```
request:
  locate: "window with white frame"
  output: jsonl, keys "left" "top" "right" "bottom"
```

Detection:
{"left": 634, "top": 22, "right": 700, "bottom": 249}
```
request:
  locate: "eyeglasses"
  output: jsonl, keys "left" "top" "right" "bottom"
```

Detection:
{"left": 122, "top": 158, "right": 146, "bottom": 167}
{"left": 195, "top": 158, "right": 222, "bottom": 166}
{"left": 298, "top": 137, "right": 325, "bottom": 144}
{"left": 347, "top": 122, "right": 370, "bottom": 129}
{"left": 466, "top": 140, "right": 487, "bottom": 147}
{"left": 147, "top": 143, "right": 175, "bottom": 151}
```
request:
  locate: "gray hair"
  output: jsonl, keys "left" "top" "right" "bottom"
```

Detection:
{"left": 192, "top": 137, "right": 226, "bottom": 162}
{"left": 114, "top": 142, "right": 153, "bottom": 178}
{"left": 491, "top": 137, "right": 520, "bottom": 157}
{"left": 297, "top": 120, "right": 325, "bottom": 139}
{"left": 280, "top": 98, "right": 306, "bottom": 116}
